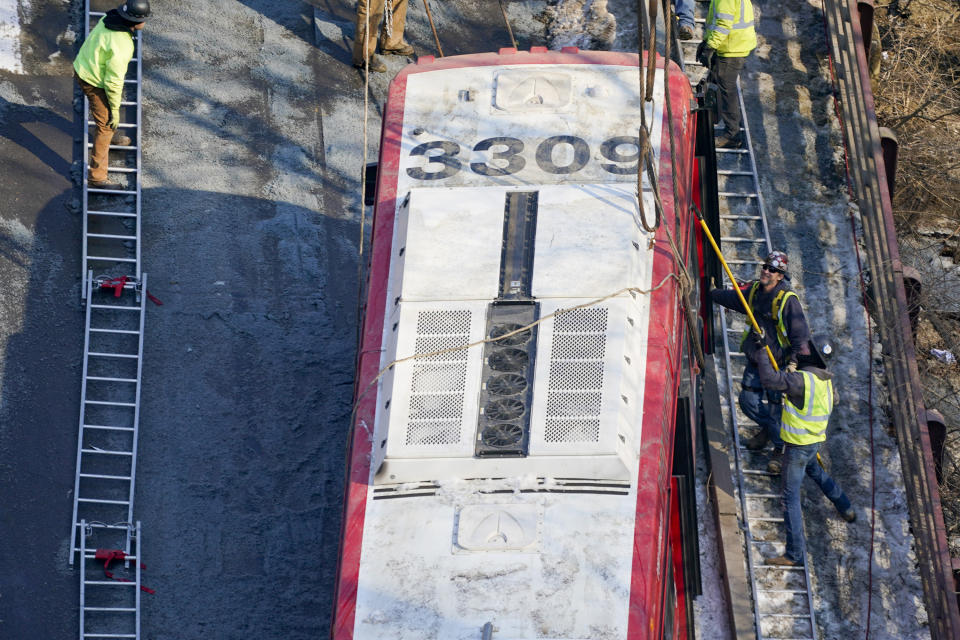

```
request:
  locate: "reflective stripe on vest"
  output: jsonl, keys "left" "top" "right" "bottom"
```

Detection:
{"left": 706, "top": 0, "right": 755, "bottom": 33}
{"left": 739, "top": 283, "right": 798, "bottom": 349}
{"left": 780, "top": 371, "right": 833, "bottom": 445}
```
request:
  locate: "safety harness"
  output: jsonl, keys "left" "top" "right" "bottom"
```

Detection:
{"left": 739, "top": 281, "right": 798, "bottom": 350}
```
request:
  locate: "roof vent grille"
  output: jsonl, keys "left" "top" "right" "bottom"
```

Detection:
{"left": 544, "top": 308, "right": 608, "bottom": 443}
{"left": 403, "top": 310, "right": 471, "bottom": 447}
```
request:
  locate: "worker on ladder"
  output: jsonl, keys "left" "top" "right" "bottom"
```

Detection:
{"left": 743, "top": 331, "right": 857, "bottom": 567}
{"left": 696, "top": 0, "right": 756, "bottom": 148}
{"left": 710, "top": 251, "right": 811, "bottom": 473}
{"left": 73, "top": 1, "right": 150, "bottom": 190}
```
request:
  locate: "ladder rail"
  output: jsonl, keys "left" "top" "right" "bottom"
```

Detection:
{"left": 125, "top": 274, "right": 147, "bottom": 555}
{"left": 71, "top": 276, "right": 97, "bottom": 565}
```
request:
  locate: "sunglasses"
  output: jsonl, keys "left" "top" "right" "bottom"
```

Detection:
{"left": 761, "top": 265, "right": 782, "bottom": 274}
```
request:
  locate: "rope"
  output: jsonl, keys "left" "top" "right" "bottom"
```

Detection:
{"left": 421, "top": 0, "right": 444, "bottom": 57}
{"left": 497, "top": 0, "right": 518, "bottom": 49}
{"left": 349, "top": 276, "right": 681, "bottom": 429}
{"left": 820, "top": 3, "right": 877, "bottom": 634}
{"left": 384, "top": 0, "right": 394, "bottom": 39}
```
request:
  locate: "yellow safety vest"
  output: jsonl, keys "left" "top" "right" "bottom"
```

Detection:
{"left": 780, "top": 371, "right": 833, "bottom": 445}
{"left": 705, "top": 0, "right": 757, "bottom": 58}
{"left": 739, "top": 282, "right": 798, "bottom": 350}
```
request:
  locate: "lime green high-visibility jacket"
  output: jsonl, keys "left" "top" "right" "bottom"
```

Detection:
{"left": 73, "top": 17, "right": 135, "bottom": 117}
{"left": 705, "top": 0, "right": 757, "bottom": 57}
{"left": 780, "top": 371, "right": 833, "bottom": 445}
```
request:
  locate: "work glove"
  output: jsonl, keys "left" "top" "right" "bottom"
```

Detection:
{"left": 696, "top": 41, "right": 716, "bottom": 69}
{"left": 785, "top": 361, "right": 798, "bottom": 373}
{"left": 743, "top": 329, "right": 764, "bottom": 361}
{"left": 108, "top": 112, "right": 119, "bottom": 130}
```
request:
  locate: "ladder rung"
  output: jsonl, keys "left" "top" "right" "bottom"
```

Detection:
{"left": 106, "top": 167, "right": 138, "bottom": 173}
{"left": 75, "top": 523, "right": 131, "bottom": 530}
{"left": 88, "top": 232, "right": 137, "bottom": 241}
{"left": 83, "top": 606, "right": 137, "bottom": 612}
{"left": 745, "top": 493, "right": 780, "bottom": 499}
{"left": 83, "top": 580, "right": 138, "bottom": 586}
{"left": 719, "top": 191, "right": 759, "bottom": 198}
{"left": 123, "top": 79, "right": 138, "bottom": 84}
{"left": 716, "top": 148, "right": 749, "bottom": 154}
{"left": 79, "top": 473, "right": 133, "bottom": 481}
{"left": 78, "top": 497, "right": 130, "bottom": 505}
{"left": 86, "top": 255, "right": 138, "bottom": 263}
{"left": 758, "top": 588, "right": 809, "bottom": 594}
{"left": 86, "top": 376, "right": 139, "bottom": 383}
{"left": 720, "top": 237, "right": 766, "bottom": 243}
{"left": 720, "top": 214, "right": 762, "bottom": 220}
{"left": 87, "top": 142, "right": 138, "bottom": 150}
{"left": 82, "top": 552, "right": 137, "bottom": 560}
{"left": 87, "top": 352, "right": 139, "bottom": 359}
{"left": 86, "top": 121, "right": 138, "bottom": 129}
{"left": 82, "top": 634, "right": 137, "bottom": 638}
{"left": 89, "top": 304, "right": 140, "bottom": 310}
{"left": 81, "top": 448, "right": 133, "bottom": 456}
{"left": 87, "top": 210, "right": 137, "bottom": 218}
{"left": 750, "top": 516, "right": 785, "bottom": 522}
{"left": 89, "top": 328, "right": 140, "bottom": 335}
{"left": 742, "top": 469, "right": 777, "bottom": 476}
{"left": 83, "top": 424, "right": 135, "bottom": 432}
{"left": 718, "top": 169, "right": 753, "bottom": 175}
{"left": 726, "top": 259, "right": 764, "bottom": 265}
{"left": 761, "top": 613, "right": 813, "bottom": 619}
{"left": 87, "top": 188, "right": 137, "bottom": 195}
{"left": 84, "top": 400, "right": 137, "bottom": 407}
{"left": 89, "top": 11, "right": 105, "bottom": 16}
{"left": 120, "top": 101, "right": 137, "bottom": 106}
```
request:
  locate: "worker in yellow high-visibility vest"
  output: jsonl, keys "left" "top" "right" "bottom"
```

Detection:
{"left": 745, "top": 331, "right": 856, "bottom": 567}
{"left": 696, "top": 0, "right": 757, "bottom": 148}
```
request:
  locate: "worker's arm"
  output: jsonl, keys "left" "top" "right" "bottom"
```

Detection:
{"left": 705, "top": 0, "right": 736, "bottom": 50}
{"left": 102, "top": 36, "right": 134, "bottom": 127}
{"left": 709, "top": 281, "right": 753, "bottom": 313}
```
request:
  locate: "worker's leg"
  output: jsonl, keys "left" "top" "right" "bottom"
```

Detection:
{"left": 76, "top": 73, "right": 112, "bottom": 183}
{"left": 781, "top": 443, "right": 816, "bottom": 563}
{"left": 380, "top": 0, "right": 410, "bottom": 51}
{"left": 353, "top": 0, "right": 385, "bottom": 65}
{"left": 673, "top": 0, "right": 696, "bottom": 29}
{"left": 805, "top": 450, "right": 852, "bottom": 513}
{"left": 739, "top": 363, "right": 783, "bottom": 447}
{"left": 712, "top": 56, "right": 745, "bottom": 136}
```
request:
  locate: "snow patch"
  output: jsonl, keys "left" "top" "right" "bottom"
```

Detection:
{"left": 0, "top": 0, "right": 23, "bottom": 73}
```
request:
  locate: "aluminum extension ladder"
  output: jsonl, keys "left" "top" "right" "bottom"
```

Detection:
{"left": 81, "top": 0, "right": 143, "bottom": 300}
{"left": 676, "top": 15, "right": 820, "bottom": 640}
{"left": 71, "top": 3, "right": 147, "bottom": 639}
{"left": 78, "top": 520, "right": 144, "bottom": 640}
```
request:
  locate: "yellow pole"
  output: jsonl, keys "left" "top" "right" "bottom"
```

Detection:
{"left": 698, "top": 218, "right": 778, "bottom": 371}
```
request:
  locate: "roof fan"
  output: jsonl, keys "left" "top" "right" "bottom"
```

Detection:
{"left": 487, "top": 373, "right": 527, "bottom": 397}
{"left": 489, "top": 323, "right": 531, "bottom": 346}
{"left": 480, "top": 422, "right": 524, "bottom": 448}
{"left": 487, "top": 348, "right": 529, "bottom": 372}
{"left": 484, "top": 397, "right": 525, "bottom": 421}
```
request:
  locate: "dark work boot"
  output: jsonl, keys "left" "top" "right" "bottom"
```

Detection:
{"left": 111, "top": 132, "right": 132, "bottom": 147}
{"left": 381, "top": 41, "right": 414, "bottom": 56}
{"left": 353, "top": 55, "right": 387, "bottom": 73}
{"left": 743, "top": 431, "right": 769, "bottom": 451}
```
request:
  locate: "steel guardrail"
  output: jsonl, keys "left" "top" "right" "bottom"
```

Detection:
{"left": 821, "top": 1, "right": 960, "bottom": 637}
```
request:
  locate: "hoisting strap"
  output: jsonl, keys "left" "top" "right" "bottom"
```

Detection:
{"left": 94, "top": 548, "right": 156, "bottom": 594}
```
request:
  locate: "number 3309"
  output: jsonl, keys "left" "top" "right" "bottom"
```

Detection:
{"left": 405, "top": 135, "right": 641, "bottom": 180}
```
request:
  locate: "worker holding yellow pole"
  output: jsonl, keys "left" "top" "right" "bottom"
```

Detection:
{"left": 698, "top": 219, "right": 812, "bottom": 474}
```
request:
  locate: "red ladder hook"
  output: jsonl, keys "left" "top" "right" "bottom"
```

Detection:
{"left": 94, "top": 548, "right": 156, "bottom": 594}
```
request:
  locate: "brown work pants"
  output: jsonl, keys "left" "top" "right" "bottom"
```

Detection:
{"left": 75, "top": 72, "right": 114, "bottom": 183}
{"left": 352, "top": 0, "right": 409, "bottom": 64}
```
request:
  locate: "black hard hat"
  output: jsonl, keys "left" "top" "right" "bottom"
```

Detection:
{"left": 117, "top": 0, "right": 150, "bottom": 23}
